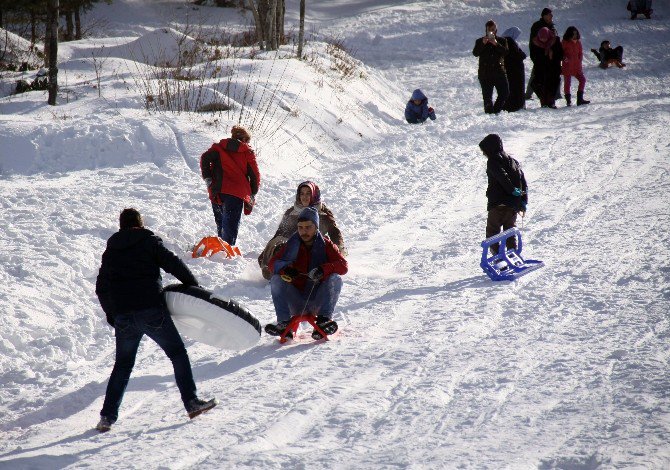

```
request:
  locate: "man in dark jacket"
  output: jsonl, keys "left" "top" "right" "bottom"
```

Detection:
{"left": 200, "top": 125, "right": 261, "bottom": 245}
{"left": 473, "top": 20, "right": 509, "bottom": 114}
{"left": 265, "top": 206, "right": 348, "bottom": 340}
{"left": 479, "top": 134, "right": 528, "bottom": 255}
{"left": 95, "top": 208, "right": 217, "bottom": 432}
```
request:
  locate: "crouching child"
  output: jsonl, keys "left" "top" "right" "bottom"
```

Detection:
{"left": 265, "top": 207, "right": 348, "bottom": 340}
{"left": 405, "top": 89, "right": 437, "bottom": 123}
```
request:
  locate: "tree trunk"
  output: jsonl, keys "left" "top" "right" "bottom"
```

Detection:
{"left": 31, "top": 10, "right": 38, "bottom": 47}
{"left": 246, "top": 0, "right": 265, "bottom": 49}
{"left": 276, "top": 0, "right": 285, "bottom": 45}
{"left": 47, "top": 0, "right": 59, "bottom": 106}
{"left": 267, "top": 0, "right": 277, "bottom": 50}
{"left": 297, "top": 0, "right": 305, "bottom": 58}
{"left": 65, "top": 10, "right": 74, "bottom": 41}
{"left": 74, "top": 7, "right": 81, "bottom": 40}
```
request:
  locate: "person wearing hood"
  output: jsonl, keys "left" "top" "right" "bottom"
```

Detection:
{"left": 257, "top": 181, "right": 346, "bottom": 280}
{"left": 501, "top": 27, "right": 527, "bottom": 112}
{"left": 404, "top": 89, "right": 436, "bottom": 123}
{"left": 94, "top": 208, "right": 217, "bottom": 433}
{"left": 530, "top": 26, "right": 564, "bottom": 108}
{"left": 479, "top": 135, "right": 528, "bottom": 255}
{"left": 200, "top": 125, "right": 261, "bottom": 245}
{"left": 265, "top": 206, "right": 348, "bottom": 340}
{"left": 472, "top": 20, "right": 509, "bottom": 114}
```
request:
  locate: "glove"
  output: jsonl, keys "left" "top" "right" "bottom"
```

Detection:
{"left": 308, "top": 267, "right": 323, "bottom": 281}
{"left": 280, "top": 266, "right": 299, "bottom": 282}
{"left": 428, "top": 107, "right": 434, "bottom": 113}
{"left": 244, "top": 195, "right": 255, "bottom": 215}
{"left": 512, "top": 187, "right": 523, "bottom": 197}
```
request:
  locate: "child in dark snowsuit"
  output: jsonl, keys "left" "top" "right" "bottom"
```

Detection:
{"left": 479, "top": 134, "right": 528, "bottom": 255}
{"left": 404, "top": 89, "right": 436, "bottom": 123}
{"left": 592, "top": 41, "right": 626, "bottom": 69}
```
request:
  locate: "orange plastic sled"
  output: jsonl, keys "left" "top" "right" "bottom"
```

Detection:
{"left": 192, "top": 236, "right": 242, "bottom": 259}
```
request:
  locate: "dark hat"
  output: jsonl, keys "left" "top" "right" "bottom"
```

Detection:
{"left": 298, "top": 206, "right": 319, "bottom": 228}
{"left": 541, "top": 7, "right": 552, "bottom": 16}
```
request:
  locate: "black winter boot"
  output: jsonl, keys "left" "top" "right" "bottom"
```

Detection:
{"left": 577, "top": 91, "right": 590, "bottom": 106}
{"left": 565, "top": 94, "right": 572, "bottom": 107}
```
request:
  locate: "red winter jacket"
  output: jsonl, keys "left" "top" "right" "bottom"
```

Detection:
{"left": 269, "top": 236, "right": 347, "bottom": 292}
{"left": 561, "top": 39, "right": 583, "bottom": 76}
{"left": 200, "top": 138, "right": 261, "bottom": 204}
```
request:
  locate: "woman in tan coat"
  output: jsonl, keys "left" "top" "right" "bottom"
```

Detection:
{"left": 258, "top": 181, "right": 346, "bottom": 280}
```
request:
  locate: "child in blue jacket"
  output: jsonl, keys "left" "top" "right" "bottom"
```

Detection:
{"left": 404, "top": 89, "right": 436, "bottom": 123}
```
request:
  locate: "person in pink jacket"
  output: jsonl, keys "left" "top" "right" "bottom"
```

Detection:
{"left": 561, "top": 26, "right": 590, "bottom": 106}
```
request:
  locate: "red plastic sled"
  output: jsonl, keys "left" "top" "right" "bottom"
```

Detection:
{"left": 192, "top": 236, "right": 242, "bottom": 259}
{"left": 279, "top": 314, "right": 331, "bottom": 344}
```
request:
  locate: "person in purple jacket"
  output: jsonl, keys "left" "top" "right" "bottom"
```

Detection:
{"left": 404, "top": 89, "right": 436, "bottom": 123}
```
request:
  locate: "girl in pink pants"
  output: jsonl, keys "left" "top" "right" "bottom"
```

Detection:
{"left": 561, "top": 26, "right": 590, "bottom": 106}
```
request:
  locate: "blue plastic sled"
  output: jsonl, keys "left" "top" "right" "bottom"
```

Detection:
{"left": 480, "top": 227, "right": 544, "bottom": 281}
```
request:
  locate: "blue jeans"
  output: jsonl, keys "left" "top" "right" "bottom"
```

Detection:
{"left": 100, "top": 307, "right": 197, "bottom": 422}
{"left": 270, "top": 274, "right": 343, "bottom": 322}
{"left": 479, "top": 74, "right": 510, "bottom": 113}
{"left": 211, "top": 194, "right": 243, "bottom": 245}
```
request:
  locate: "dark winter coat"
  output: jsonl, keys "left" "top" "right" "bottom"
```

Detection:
{"left": 530, "top": 37, "right": 563, "bottom": 104}
{"left": 479, "top": 134, "right": 528, "bottom": 212}
{"left": 200, "top": 138, "right": 261, "bottom": 205}
{"left": 96, "top": 228, "right": 198, "bottom": 326}
{"left": 502, "top": 36, "right": 526, "bottom": 112}
{"left": 472, "top": 36, "right": 509, "bottom": 81}
{"left": 404, "top": 89, "right": 435, "bottom": 124}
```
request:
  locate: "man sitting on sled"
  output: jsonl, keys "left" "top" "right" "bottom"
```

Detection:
{"left": 265, "top": 206, "right": 348, "bottom": 340}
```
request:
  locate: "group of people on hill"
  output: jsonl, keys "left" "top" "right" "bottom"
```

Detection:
{"left": 469, "top": 6, "right": 633, "bottom": 113}
{"left": 93, "top": 125, "right": 348, "bottom": 431}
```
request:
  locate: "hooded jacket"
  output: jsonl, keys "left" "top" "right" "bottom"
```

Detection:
{"left": 200, "top": 138, "right": 261, "bottom": 205}
{"left": 95, "top": 228, "right": 198, "bottom": 325}
{"left": 479, "top": 134, "right": 528, "bottom": 211}
{"left": 404, "top": 89, "right": 434, "bottom": 124}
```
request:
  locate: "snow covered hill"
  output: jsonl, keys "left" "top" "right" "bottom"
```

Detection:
{"left": 1, "top": 0, "right": 669, "bottom": 468}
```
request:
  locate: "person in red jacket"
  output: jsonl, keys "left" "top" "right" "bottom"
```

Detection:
{"left": 265, "top": 206, "right": 347, "bottom": 340}
{"left": 561, "top": 26, "right": 590, "bottom": 106}
{"left": 200, "top": 125, "right": 261, "bottom": 245}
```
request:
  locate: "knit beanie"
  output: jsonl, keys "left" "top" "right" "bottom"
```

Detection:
{"left": 231, "top": 125, "right": 251, "bottom": 143}
{"left": 298, "top": 206, "right": 319, "bottom": 228}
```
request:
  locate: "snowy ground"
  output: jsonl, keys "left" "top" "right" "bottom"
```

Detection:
{"left": 1, "top": 0, "right": 669, "bottom": 468}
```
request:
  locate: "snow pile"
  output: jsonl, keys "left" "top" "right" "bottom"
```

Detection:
{"left": 0, "top": 27, "right": 42, "bottom": 68}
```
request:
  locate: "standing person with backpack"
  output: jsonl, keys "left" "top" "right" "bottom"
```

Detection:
{"left": 561, "top": 26, "right": 590, "bottom": 106}
{"left": 479, "top": 134, "right": 528, "bottom": 255}
{"left": 200, "top": 126, "right": 261, "bottom": 245}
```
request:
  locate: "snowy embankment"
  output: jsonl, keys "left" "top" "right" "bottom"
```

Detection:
{"left": 1, "top": 0, "right": 670, "bottom": 468}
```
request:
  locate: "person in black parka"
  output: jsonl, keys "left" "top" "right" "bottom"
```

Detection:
{"left": 531, "top": 27, "right": 564, "bottom": 108}
{"left": 95, "top": 208, "right": 217, "bottom": 432}
{"left": 527, "top": 8, "right": 557, "bottom": 100}
{"left": 501, "top": 27, "right": 527, "bottom": 112}
{"left": 479, "top": 134, "right": 528, "bottom": 255}
{"left": 472, "top": 20, "right": 509, "bottom": 114}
